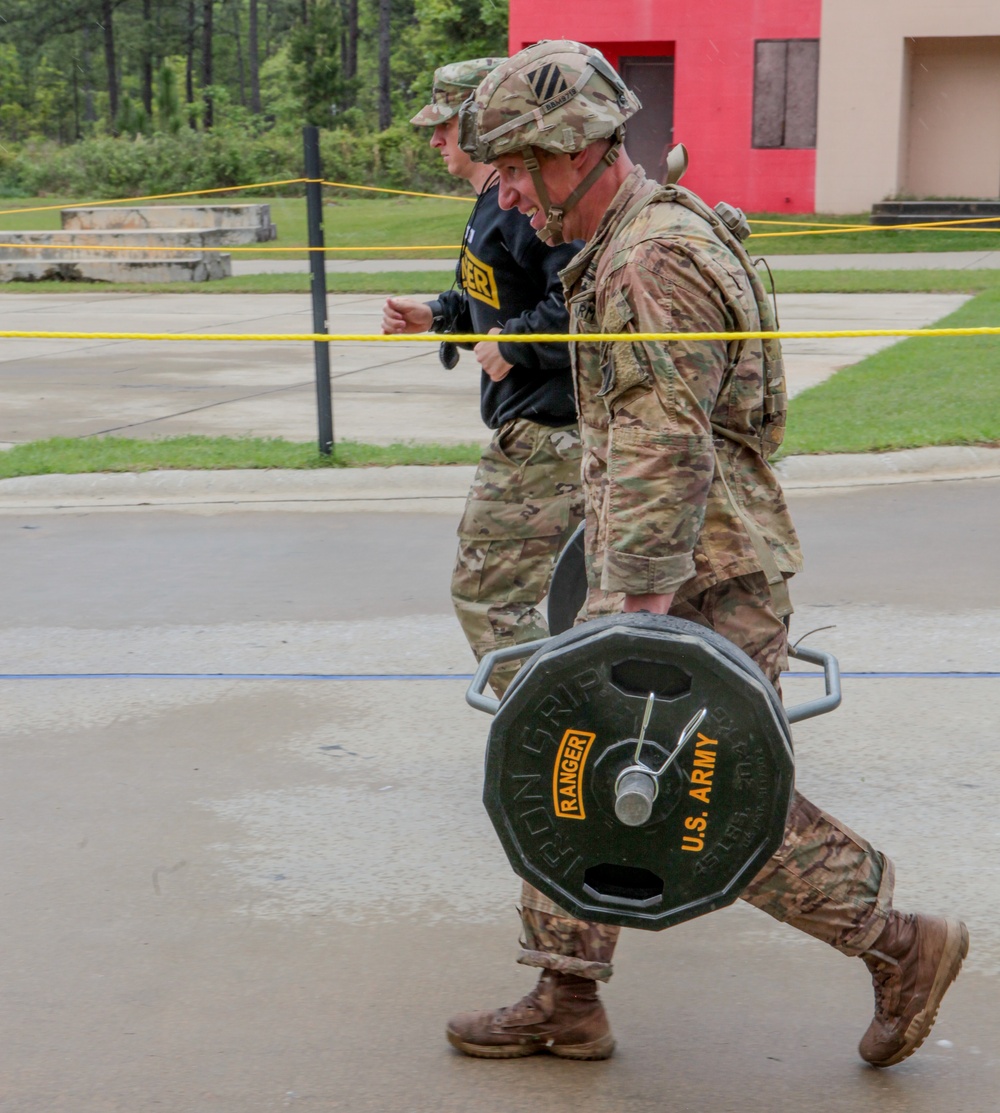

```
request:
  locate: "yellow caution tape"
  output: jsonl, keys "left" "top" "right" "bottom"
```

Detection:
{"left": 0, "top": 179, "right": 311, "bottom": 219}
{"left": 751, "top": 216, "right": 1000, "bottom": 239}
{"left": 0, "top": 241, "right": 460, "bottom": 254}
{"left": 2, "top": 175, "right": 995, "bottom": 242}
{"left": 749, "top": 218, "right": 863, "bottom": 229}
{"left": 0, "top": 176, "right": 471, "bottom": 222}
{"left": 321, "top": 179, "right": 475, "bottom": 202}
{"left": 750, "top": 215, "right": 1000, "bottom": 235}
{"left": 0, "top": 327, "right": 997, "bottom": 343}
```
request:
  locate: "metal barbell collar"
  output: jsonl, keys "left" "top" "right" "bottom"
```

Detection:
{"left": 613, "top": 704, "right": 708, "bottom": 826}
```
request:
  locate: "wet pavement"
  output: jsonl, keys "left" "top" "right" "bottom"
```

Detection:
{"left": 1, "top": 478, "right": 998, "bottom": 1111}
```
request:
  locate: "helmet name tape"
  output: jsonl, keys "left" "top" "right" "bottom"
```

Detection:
{"left": 480, "top": 63, "right": 595, "bottom": 148}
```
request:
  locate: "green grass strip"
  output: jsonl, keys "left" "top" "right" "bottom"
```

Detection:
{"left": 746, "top": 210, "right": 1000, "bottom": 255}
{"left": 3, "top": 268, "right": 1000, "bottom": 297}
{"left": 780, "top": 288, "right": 1000, "bottom": 455}
{"left": 0, "top": 435, "right": 483, "bottom": 479}
{"left": 771, "top": 269, "right": 1000, "bottom": 295}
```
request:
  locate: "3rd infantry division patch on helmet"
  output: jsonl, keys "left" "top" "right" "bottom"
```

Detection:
{"left": 410, "top": 57, "right": 507, "bottom": 127}
{"left": 458, "top": 40, "right": 642, "bottom": 162}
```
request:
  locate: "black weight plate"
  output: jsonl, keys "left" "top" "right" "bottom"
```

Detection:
{"left": 484, "top": 613, "right": 794, "bottom": 931}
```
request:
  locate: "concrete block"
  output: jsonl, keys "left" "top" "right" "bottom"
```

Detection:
{"left": 0, "top": 203, "right": 275, "bottom": 281}
{"left": 60, "top": 203, "right": 278, "bottom": 241}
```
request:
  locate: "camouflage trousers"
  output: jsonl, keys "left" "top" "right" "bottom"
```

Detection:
{"left": 452, "top": 418, "right": 584, "bottom": 698}
{"left": 518, "top": 571, "right": 895, "bottom": 981}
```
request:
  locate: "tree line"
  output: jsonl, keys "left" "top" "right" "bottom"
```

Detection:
{"left": 0, "top": 1, "right": 508, "bottom": 145}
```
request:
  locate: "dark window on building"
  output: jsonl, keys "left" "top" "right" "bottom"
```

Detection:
{"left": 753, "top": 40, "right": 819, "bottom": 148}
{"left": 619, "top": 56, "right": 675, "bottom": 182}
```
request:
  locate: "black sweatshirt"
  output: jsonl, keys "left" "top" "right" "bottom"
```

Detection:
{"left": 426, "top": 180, "right": 580, "bottom": 430}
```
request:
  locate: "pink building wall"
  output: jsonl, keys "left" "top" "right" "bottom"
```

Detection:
{"left": 508, "top": 0, "right": 821, "bottom": 212}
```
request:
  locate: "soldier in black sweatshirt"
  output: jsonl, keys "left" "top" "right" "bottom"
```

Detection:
{"left": 423, "top": 169, "right": 578, "bottom": 431}
{"left": 382, "top": 58, "right": 583, "bottom": 695}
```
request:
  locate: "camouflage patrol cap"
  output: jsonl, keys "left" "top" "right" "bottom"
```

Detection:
{"left": 459, "top": 40, "right": 641, "bottom": 161}
{"left": 410, "top": 57, "right": 506, "bottom": 127}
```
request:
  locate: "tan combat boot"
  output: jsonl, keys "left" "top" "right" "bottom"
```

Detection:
{"left": 446, "top": 970, "right": 615, "bottom": 1059}
{"left": 859, "top": 912, "right": 969, "bottom": 1067}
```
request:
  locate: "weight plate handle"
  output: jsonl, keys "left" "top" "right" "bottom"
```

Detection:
{"left": 465, "top": 636, "right": 552, "bottom": 715}
{"left": 466, "top": 633, "right": 842, "bottom": 723}
{"left": 786, "top": 643, "right": 841, "bottom": 723}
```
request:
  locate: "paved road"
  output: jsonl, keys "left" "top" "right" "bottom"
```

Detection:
{"left": 2, "top": 477, "right": 998, "bottom": 1111}
{"left": 0, "top": 291, "right": 970, "bottom": 448}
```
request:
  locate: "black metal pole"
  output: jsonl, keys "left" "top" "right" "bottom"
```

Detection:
{"left": 303, "top": 124, "right": 334, "bottom": 455}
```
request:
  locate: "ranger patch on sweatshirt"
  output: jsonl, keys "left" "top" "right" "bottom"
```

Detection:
{"left": 461, "top": 248, "right": 500, "bottom": 309}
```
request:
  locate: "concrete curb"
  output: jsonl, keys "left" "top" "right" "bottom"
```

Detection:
{"left": 0, "top": 447, "right": 997, "bottom": 514}
{"left": 0, "top": 464, "right": 478, "bottom": 515}
{"left": 774, "top": 445, "right": 1000, "bottom": 488}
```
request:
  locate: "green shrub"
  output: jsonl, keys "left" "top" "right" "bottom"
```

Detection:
{"left": 0, "top": 124, "right": 457, "bottom": 200}
{"left": 320, "top": 124, "right": 456, "bottom": 195}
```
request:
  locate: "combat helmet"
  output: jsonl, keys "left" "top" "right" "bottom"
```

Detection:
{"left": 410, "top": 57, "right": 506, "bottom": 127}
{"left": 458, "top": 40, "right": 641, "bottom": 243}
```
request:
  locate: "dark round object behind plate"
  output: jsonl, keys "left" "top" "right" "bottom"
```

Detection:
{"left": 547, "top": 521, "right": 587, "bottom": 636}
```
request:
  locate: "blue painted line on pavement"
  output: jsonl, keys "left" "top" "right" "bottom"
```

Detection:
{"left": 801, "top": 671, "right": 1000, "bottom": 679}
{"left": 0, "top": 672, "right": 472, "bottom": 681}
{"left": 0, "top": 671, "right": 997, "bottom": 681}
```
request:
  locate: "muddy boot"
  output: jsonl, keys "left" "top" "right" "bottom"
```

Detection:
{"left": 447, "top": 894, "right": 619, "bottom": 1059}
{"left": 446, "top": 970, "right": 614, "bottom": 1059}
{"left": 858, "top": 912, "right": 969, "bottom": 1067}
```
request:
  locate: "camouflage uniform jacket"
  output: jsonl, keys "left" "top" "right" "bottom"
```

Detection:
{"left": 560, "top": 166, "right": 803, "bottom": 599}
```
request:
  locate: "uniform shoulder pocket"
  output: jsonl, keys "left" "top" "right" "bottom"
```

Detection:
{"left": 598, "top": 291, "right": 650, "bottom": 410}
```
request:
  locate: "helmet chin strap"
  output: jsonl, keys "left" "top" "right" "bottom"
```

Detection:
{"left": 523, "top": 139, "right": 622, "bottom": 245}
